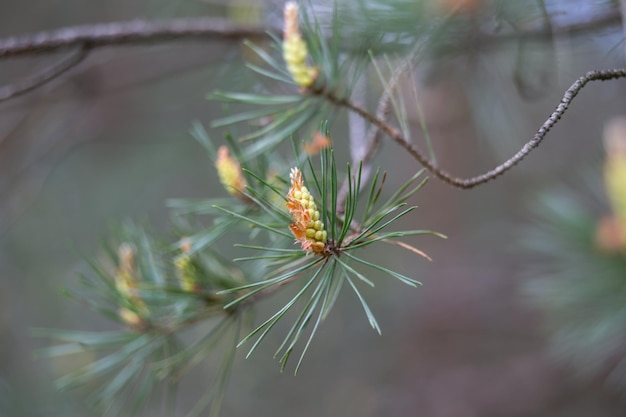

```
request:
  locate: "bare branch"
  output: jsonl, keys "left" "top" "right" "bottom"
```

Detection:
{"left": 0, "top": 47, "right": 87, "bottom": 101}
{"left": 315, "top": 68, "right": 626, "bottom": 189}
{"left": 0, "top": 8, "right": 619, "bottom": 103}
{"left": 0, "top": 18, "right": 271, "bottom": 59}
{"left": 0, "top": 7, "right": 620, "bottom": 60}
{"left": 340, "top": 39, "right": 433, "bottom": 200}
{"left": 336, "top": 54, "right": 408, "bottom": 214}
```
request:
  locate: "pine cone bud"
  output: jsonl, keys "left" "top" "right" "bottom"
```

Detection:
{"left": 283, "top": 2, "right": 318, "bottom": 88}
{"left": 215, "top": 146, "right": 248, "bottom": 199}
{"left": 286, "top": 167, "right": 327, "bottom": 253}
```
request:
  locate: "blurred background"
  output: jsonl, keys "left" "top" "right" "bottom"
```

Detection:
{"left": 1, "top": 0, "right": 626, "bottom": 416}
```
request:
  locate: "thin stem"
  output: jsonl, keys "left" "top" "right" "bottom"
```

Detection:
{"left": 0, "top": 9, "right": 619, "bottom": 59}
{"left": 315, "top": 68, "right": 626, "bottom": 189}
{"left": 336, "top": 49, "right": 417, "bottom": 212}
{"left": 0, "top": 46, "right": 87, "bottom": 101}
{"left": 0, "top": 18, "right": 269, "bottom": 59}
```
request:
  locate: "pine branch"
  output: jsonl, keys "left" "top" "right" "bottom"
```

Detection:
{"left": 0, "top": 18, "right": 270, "bottom": 101}
{"left": 0, "top": 18, "right": 270, "bottom": 59}
{"left": 0, "top": 8, "right": 620, "bottom": 60}
{"left": 0, "top": 47, "right": 87, "bottom": 101}
{"left": 336, "top": 51, "right": 410, "bottom": 213}
{"left": 314, "top": 68, "right": 626, "bottom": 189}
{"left": 0, "top": 9, "right": 620, "bottom": 101}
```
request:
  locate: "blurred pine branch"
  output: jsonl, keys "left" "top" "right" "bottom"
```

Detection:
{"left": 25, "top": 1, "right": 626, "bottom": 416}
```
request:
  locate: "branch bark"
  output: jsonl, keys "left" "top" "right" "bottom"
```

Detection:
{"left": 0, "top": 47, "right": 87, "bottom": 101}
{"left": 315, "top": 69, "right": 626, "bottom": 189}
{"left": 0, "top": 8, "right": 620, "bottom": 102}
{"left": 0, "top": 18, "right": 271, "bottom": 59}
{"left": 0, "top": 8, "right": 620, "bottom": 60}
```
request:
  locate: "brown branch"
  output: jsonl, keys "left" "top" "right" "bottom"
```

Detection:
{"left": 0, "top": 47, "right": 87, "bottom": 101}
{"left": 0, "top": 18, "right": 271, "bottom": 59}
{"left": 336, "top": 53, "right": 410, "bottom": 214}
{"left": 0, "top": 9, "right": 619, "bottom": 102}
{"left": 0, "top": 7, "right": 620, "bottom": 60}
{"left": 315, "top": 68, "right": 626, "bottom": 189}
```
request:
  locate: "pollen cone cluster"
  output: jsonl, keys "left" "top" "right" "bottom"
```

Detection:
{"left": 283, "top": 2, "right": 318, "bottom": 88}
{"left": 286, "top": 167, "right": 327, "bottom": 253}
{"left": 175, "top": 238, "right": 200, "bottom": 292}
{"left": 604, "top": 120, "right": 626, "bottom": 227}
{"left": 215, "top": 146, "right": 247, "bottom": 199}
{"left": 598, "top": 118, "right": 626, "bottom": 252}
{"left": 115, "top": 243, "right": 148, "bottom": 327}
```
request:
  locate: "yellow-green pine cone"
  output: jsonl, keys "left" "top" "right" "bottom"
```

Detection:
{"left": 118, "top": 307, "right": 144, "bottom": 329}
{"left": 175, "top": 238, "right": 200, "bottom": 292}
{"left": 300, "top": 187, "right": 326, "bottom": 241}
{"left": 604, "top": 118, "right": 626, "bottom": 245}
{"left": 215, "top": 146, "right": 247, "bottom": 198}
{"left": 114, "top": 243, "right": 149, "bottom": 318}
{"left": 282, "top": 2, "right": 317, "bottom": 88}
{"left": 175, "top": 255, "right": 199, "bottom": 292}
{"left": 605, "top": 157, "right": 626, "bottom": 229}
{"left": 114, "top": 243, "right": 135, "bottom": 297}
{"left": 286, "top": 168, "right": 327, "bottom": 253}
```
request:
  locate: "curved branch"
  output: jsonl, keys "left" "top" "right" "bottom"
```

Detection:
{"left": 318, "top": 68, "right": 626, "bottom": 189}
{"left": 0, "top": 47, "right": 87, "bottom": 101}
{"left": 0, "top": 18, "right": 271, "bottom": 59}
{"left": 0, "top": 9, "right": 619, "bottom": 103}
{"left": 0, "top": 8, "right": 620, "bottom": 60}
{"left": 336, "top": 53, "right": 413, "bottom": 213}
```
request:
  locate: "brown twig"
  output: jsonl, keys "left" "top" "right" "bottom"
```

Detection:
{"left": 0, "top": 18, "right": 270, "bottom": 103}
{"left": 316, "top": 68, "right": 626, "bottom": 189}
{"left": 336, "top": 47, "right": 423, "bottom": 213}
{"left": 0, "top": 18, "right": 271, "bottom": 59}
{"left": 0, "top": 9, "right": 619, "bottom": 102}
{"left": 0, "top": 8, "right": 620, "bottom": 60}
{"left": 0, "top": 47, "right": 87, "bottom": 101}
{"left": 335, "top": 77, "right": 393, "bottom": 214}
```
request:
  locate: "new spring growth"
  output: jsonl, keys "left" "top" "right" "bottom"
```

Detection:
{"left": 303, "top": 131, "right": 332, "bottom": 156}
{"left": 215, "top": 146, "right": 248, "bottom": 200}
{"left": 286, "top": 167, "right": 327, "bottom": 253}
{"left": 598, "top": 118, "right": 626, "bottom": 251}
{"left": 175, "top": 238, "right": 200, "bottom": 293}
{"left": 115, "top": 243, "right": 148, "bottom": 326}
{"left": 283, "top": 2, "right": 318, "bottom": 88}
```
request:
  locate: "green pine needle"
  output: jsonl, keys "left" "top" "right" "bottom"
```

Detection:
{"left": 210, "top": 147, "right": 438, "bottom": 370}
